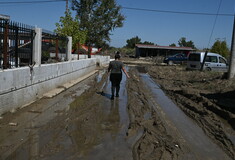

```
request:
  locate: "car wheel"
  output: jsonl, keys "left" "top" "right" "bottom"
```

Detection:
{"left": 205, "top": 67, "right": 211, "bottom": 71}
{"left": 168, "top": 61, "right": 173, "bottom": 65}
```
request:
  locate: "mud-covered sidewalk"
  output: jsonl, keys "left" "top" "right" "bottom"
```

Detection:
{"left": 0, "top": 61, "right": 234, "bottom": 160}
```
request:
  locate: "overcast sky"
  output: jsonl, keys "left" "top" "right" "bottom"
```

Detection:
{"left": 1, "top": 0, "right": 235, "bottom": 49}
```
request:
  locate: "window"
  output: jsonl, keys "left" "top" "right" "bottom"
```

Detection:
{"left": 188, "top": 54, "right": 200, "bottom": 61}
{"left": 205, "top": 56, "right": 217, "bottom": 63}
{"left": 219, "top": 57, "right": 227, "bottom": 64}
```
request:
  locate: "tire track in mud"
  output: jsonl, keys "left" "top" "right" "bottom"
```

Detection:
{"left": 147, "top": 65, "right": 235, "bottom": 159}
{"left": 126, "top": 67, "right": 192, "bottom": 160}
{"left": 165, "top": 89, "right": 235, "bottom": 158}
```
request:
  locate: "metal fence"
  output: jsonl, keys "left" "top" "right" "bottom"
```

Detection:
{"left": 0, "top": 19, "right": 35, "bottom": 69}
{"left": 41, "top": 30, "right": 68, "bottom": 64}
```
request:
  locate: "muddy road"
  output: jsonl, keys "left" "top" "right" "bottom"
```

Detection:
{"left": 146, "top": 64, "right": 235, "bottom": 159}
{"left": 0, "top": 62, "right": 234, "bottom": 160}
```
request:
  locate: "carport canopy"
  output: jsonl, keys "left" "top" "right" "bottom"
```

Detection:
{"left": 135, "top": 44, "right": 194, "bottom": 58}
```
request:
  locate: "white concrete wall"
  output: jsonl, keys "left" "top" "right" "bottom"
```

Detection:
{"left": 0, "top": 27, "right": 110, "bottom": 115}
{"left": 0, "top": 57, "right": 109, "bottom": 115}
{"left": 93, "top": 55, "right": 110, "bottom": 67}
{"left": 71, "top": 54, "right": 110, "bottom": 66}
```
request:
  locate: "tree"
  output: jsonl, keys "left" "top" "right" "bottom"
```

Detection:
{"left": 54, "top": 10, "right": 87, "bottom": 50}
{"left": 210, "top": 40, "right": 229, "bottom": 58}
{"left": 97, "top": 41, "right": 110, "bottom": 50}
{"left": 169, "top": 43, "right": 176, "bottom": 47}
{"left": 178, "top": 37, "right": 196, "bottom": 49}
{"left": 178, "top": 37, "right": 187, "bottom": 47}
{"left": 125, "top": 36, "right": 141, "bottom": 48}
{"left": 203, "top": 48, "right": 210, "bottom": 51}
{"left": 72, "top": 0, "right": 125, "bottom": 58}
{"left": 142, "top": 41, "right": 154, "bottom": 45}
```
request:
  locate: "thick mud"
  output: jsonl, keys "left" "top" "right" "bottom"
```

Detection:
{"left": 0, "top": 68, "right": 135, "bottom": 160}
{"left": 126, "top": 67, "right": 191, "bottom": 160}
{"left": 146, "top": 64, "right": 235, "bottom": 159}
{"left": 0, "top": 71, "right": 99, "bottom": 160}
{"left": 0, "top": 60, "right": 234, "bottom": 160}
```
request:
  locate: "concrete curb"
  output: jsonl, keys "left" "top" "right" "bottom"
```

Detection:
{"left": 43, "top": 70, "right": 98, "bottom": 98}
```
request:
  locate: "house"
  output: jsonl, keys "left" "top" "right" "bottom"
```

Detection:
{"left": 135, "top": 44, "right": 194, "bottom": 58}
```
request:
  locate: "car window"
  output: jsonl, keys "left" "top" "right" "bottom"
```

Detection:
{"left": 205, "top": 56, "right": 218, "bottom": 63}
{"left": 188, "top": 54, "right": 200, "bottom": 61}
{"left": 219, "top": 57, "right": 227, "bottom": 64}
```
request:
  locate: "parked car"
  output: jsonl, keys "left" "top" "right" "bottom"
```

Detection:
{"left": 163, "top": 53, "right": 188, "bottom": 65}
{"left": 187, "top": 52, "right": 228, "bottom": 72}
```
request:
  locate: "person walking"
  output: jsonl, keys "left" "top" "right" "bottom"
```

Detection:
{"left": 108, "top": 54, "right": 130, "bottom": 100}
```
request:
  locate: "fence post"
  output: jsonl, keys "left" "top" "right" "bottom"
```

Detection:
{"left": 33, "top": 28, "right": 42, "bottom": 66}
{"left": 55, "top": 38, "right": 59, "bottom": 60}
{"left": 66, "top": 36, "right": 72, "bottom": 61}
{"left": 15, "top": 23, "right": 19, "bottom": 67}
{"left": 77, "top": 42, "right": 80, "bottom": 60}
{"left": 3, "top": 21, "right": 9, "bottom": 69}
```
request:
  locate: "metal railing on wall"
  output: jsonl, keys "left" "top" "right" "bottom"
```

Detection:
{"left": 0, "top": 19, "right": 35, "bottom": 69}
{"left": 41, "top": 29, "right": 68, "bottom": 64}
{"left": 0, "top": 19, "right": 69, "bottom": 69}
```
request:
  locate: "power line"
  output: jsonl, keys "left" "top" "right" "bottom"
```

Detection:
{"left": 1, "top": 1, "right": 233, "bottom": 17}
{"left": 122, "top": 6, "right": 234, "bottom": 17}
{"left": 0, "top": 0, "right": 65, "bottom": 4}
{"left": 207, "top": 0, "right": 223, "bottom": 48}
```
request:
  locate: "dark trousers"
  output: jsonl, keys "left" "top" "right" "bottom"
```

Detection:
{"left": 110, "top": 73, "right": 122, "bottom": 96}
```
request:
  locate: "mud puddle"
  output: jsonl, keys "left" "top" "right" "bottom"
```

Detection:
{"left": 0, "top": 67, "right": 136, "bottom": 160}
{"left": 0, "top": 70, "right": 106, "bottom": 160}
{"left": 140, "top": 73, "right": 231, "bottom": 160}
{"left": 68, "top": 70, "right": 133, "bottom": 160}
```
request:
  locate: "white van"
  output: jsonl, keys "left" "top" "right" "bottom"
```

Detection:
{"left": 187, "top": 52, "right": 228, "bottom": 72}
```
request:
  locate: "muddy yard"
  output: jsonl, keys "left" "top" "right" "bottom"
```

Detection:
{"left": 0, "top": 58, "right": 234, "bottom": 160}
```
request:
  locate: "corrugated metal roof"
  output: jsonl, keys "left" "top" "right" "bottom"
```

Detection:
{"left": 135, "top": 44, "right": 194, "bottom": 51}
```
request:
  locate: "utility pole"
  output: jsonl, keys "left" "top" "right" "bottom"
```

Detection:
{"left": 228, "top": 15, "right": 235, "bottom": 79}
{"left": 66, "top": 0, "right": 68, "bottom": 13}
{"left": 200, "top": 50, "right": 208, "bottom": 71}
